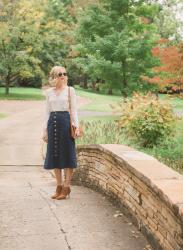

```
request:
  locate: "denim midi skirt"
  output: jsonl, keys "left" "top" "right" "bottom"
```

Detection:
{"left": 43, "top": 111, "right": 77, "bottom": 170}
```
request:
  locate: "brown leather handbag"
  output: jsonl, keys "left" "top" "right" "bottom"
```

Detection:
{"left": 68, "top": 86, "right": 84, "bottom": 139}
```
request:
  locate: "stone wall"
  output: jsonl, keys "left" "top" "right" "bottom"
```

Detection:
{"left": 72, "top": 144, "right": 183, "bottom": 250}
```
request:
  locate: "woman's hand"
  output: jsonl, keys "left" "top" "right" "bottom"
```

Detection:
{"left": 75, "top": 127, "right": 80, "bottom": 137}
{"left": 42, "top": 129, "right": 48, "bottom": 143}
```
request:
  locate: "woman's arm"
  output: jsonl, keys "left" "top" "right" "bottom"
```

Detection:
{"left": 43, "top": 89, "right": 51, "bottom": 131}
{"left": 70, "top": 87, "right": 79, "bottom": 128}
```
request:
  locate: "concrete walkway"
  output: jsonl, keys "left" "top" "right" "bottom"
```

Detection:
{"left": 0, "top": 165, "right": 150, "bottom": 250}
{"left": 0, "top": 98, "right": 151, "bottom": 250}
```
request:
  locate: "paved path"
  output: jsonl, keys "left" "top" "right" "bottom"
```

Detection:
{"left": 0, "top": 98, "right": 151, "bottom": 250}
{"left": 0, "top": 165, "right": 150, "bottom": 250}
{"left": 174, "top": 109, "right": 183, "bottom": 117}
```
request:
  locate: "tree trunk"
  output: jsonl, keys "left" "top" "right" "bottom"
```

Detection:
{"left": 121, "top": 89, "right": 128, "bottom": 98}
{"left": 121, "top": 59, "right": 128, "bottom": 97}
{"left": 92, "top": 81, "right": 96, "bottom": 90}
{"left": 122, "top": 59, "right": 127, "bottom": 87}
{"left": 83, "top": 74, "right": 88, "bottom": 89}
{"left": 95, "top": 78, "right": 100, "bottom": 91}
{"left": 5, "top": 74, "right": 10, "bottom": 95}
{"left": 96, "top": 85, "right": 100, "bottom": 92}
{"left": 108, "top": 88, "right": 113, "bottom": 95}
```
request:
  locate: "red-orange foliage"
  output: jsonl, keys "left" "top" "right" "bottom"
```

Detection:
{"left": 142, "top": 39, "right": 183, "bottom": 91}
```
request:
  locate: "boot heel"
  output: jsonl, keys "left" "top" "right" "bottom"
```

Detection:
{"left": 56, "top": 186, "right": 71, "bottom": 200}
{"left": 51, "top": 185, "right": 63, "bottom": 199}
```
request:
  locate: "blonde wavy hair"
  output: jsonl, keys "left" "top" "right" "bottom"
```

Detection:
{"left": 48, "top": 65, "right": 67, "bottom": 87}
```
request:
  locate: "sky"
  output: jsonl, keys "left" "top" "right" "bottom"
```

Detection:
{"left": 176, "top": 3, "right": 183, "bottom": 21}
{"left": 175, "top": 3, "right": 183, "bottom": 38}
{"left": 158, "top": 1, "right": 183, "bottom": 38}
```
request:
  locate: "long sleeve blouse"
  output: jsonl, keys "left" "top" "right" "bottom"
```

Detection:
{"left": 43, "top": 86, "right": 79, "bottom": 130}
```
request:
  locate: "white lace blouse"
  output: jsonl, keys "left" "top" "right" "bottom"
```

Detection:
{"left": 43, "top": 86, "right": 79, "bottom": 130}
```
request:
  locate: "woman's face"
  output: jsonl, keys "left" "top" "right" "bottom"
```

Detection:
{"left": 55, "top": 68, "right": 68, "bottom": 86}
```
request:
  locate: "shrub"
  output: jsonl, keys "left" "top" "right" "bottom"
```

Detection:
{"left": 77, "top": 119, "right": 127, "bottom": 145}
{"left": 111, "top": 91, "right": 177, "bottom": 147}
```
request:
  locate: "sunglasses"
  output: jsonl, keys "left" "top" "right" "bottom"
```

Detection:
{"left": 58, "top": 72, "right": 67, "bottom": 77}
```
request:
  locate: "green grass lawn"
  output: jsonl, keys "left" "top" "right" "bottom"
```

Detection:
{"left": 159, "top": 94, "right": 183, "bottom": 113}
{"left": 0, "top": 87, "right": 44, "bottom": 100}
{"left": 75, "top": 86, "right": 123, "bottom": 112}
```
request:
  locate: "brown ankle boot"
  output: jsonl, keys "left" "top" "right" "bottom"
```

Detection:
{"left": 56, "top": 186, "right": 71, "bottom": 200}
{"left": 51, "top": 185, "right": 63, "bottom": 199}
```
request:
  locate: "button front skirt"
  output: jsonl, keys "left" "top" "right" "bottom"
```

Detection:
{"left": 43, "top": 111, "right": 77, "bottom": 169}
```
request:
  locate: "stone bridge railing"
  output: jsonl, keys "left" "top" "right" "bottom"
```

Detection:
{"left": 73, "top": 144, "right": 183, "bottom": 250}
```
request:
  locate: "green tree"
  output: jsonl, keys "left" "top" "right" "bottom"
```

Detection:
{"left": 0, "top": 0, "right": 45, "bottom": 93}
{"left": 72, "top": 0, "right": 159, "bottom": 96}
{"left": 0, "top": 0, "right": 75, "bottom": 94}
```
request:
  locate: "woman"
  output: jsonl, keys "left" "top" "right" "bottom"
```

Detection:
{"left": 42, "top": 65, "right": 80, "bottom": 200}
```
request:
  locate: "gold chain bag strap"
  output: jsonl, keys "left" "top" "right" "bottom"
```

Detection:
{"left": 68, "top": 86, "right": 83, "bottom": 139}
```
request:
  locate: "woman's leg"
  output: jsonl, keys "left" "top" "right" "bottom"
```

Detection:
{"left": 56, "top": 168, "right": 73, "bottom": 199}
{"left": 63, "top": 168, "right": 66, "bottom": 181}
{"left": 51, "top": 168, "right": 63, "bottom": 199}
{"left": 54, "top": 168, "right": 63, "bottom": 185}
{"left": 64, "top": 168, "right": 73, "bottom": 187}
